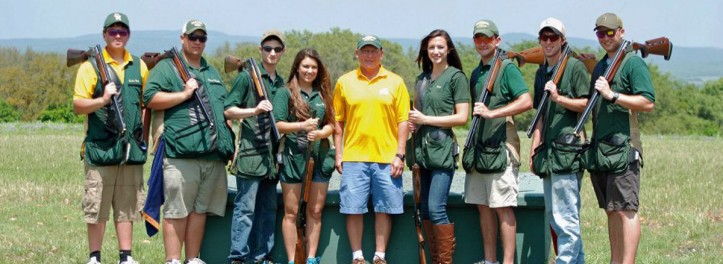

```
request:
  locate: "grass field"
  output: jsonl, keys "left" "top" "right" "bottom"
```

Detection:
{"left": 1, "top": 123, "right": 721, "bottom": 263}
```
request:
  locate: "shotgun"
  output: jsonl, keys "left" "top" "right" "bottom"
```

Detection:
{"left": 410, "top": 77, "right": 428, "bottom": 264}
{"left": 67, "top": 45, "right": 129, "bottom": 162}
{"left": 224, "top": 55, "right": 245, "bottom": 73}
{"left": 463, "top": 48, "right": 509, "bottom": 149}
{"left": 246, "top": 57, "right": 281, "bottom": 142}
{"left": 295, "top": 151, "right": 314, "bottom": 263}
{"left": 526, "top": 45, "right": 572, "bottom": 138}
{"left": 140, "top": 48, "right": 214, "bottom": 129}
{"left": 573, "top": 37, "right": 672, "bottom": 134}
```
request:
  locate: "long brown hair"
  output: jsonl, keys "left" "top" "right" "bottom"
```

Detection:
{"left": 286, "top": 48, "right": 335, "bottom": 128}
{"left": 416, "top": 29, "right": 463, "bottom": 72}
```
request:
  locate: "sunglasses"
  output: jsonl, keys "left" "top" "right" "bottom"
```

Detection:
{"left": 596, "top": 29, "right": 617, "bottom": 39}
{"left": 187, "top": 34, "right": 208, "bottom": 43}
{"left": 473, "top": 35, "right": 496, "bottom": 45}
{"left": 262, "top": 46, "right": 284, "bottom": 53}
{"left": 538, "top": 34, "right": 561, "bottom": 42}
{"left": 106, "top": 29, "right": 129, "bottom": 37}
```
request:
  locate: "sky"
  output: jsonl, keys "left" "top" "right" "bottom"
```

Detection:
{"left": 2, "top": 0, "right": 722, "bottom": 48}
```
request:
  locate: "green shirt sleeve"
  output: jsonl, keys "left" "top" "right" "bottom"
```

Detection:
{"left": 624, "top": 56, "right": 655, "bottom": 103}
{"left": 225, "top": 71, "right": 251, "bottom": 110}
{"left": 501, "top": 63, "right": 528, "bottom": 100}
{"left": 570, "top": 59, "right": 591, "bottom": 98}
{"left": 451, "top": 70, "right": 471, "bottom": 104}
{"left": 143, "top": 60, "right": 177, "bottom": 105}
{"left": 273, "top": 88, "right": 291, "bottom": 121}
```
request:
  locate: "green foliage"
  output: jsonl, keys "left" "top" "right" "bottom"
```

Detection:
{"left": 0, "top": 30, "right": 720, "bottom": 136}
{"left": 0, "top": 99, "right": 21, "bottom": 122}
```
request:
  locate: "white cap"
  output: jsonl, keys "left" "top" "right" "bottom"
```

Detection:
{"left": 539, "top": 17, "right": 566, "bottom": 37}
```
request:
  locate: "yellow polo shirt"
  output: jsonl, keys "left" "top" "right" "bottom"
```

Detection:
{"left": 73, "top": 47, "right": 149, "bottom": 101}
{"left": 333, "top": 66, "right": 409, "bottom": 163}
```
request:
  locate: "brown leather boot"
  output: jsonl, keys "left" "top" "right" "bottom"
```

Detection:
{"left": 433, "top": 223, "right": 456, "bottom": 264}
{"left": 423, "top": 220, "right": 438, "bottom": 263}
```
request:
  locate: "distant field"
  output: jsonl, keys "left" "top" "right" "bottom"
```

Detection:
{"left": 1, "top": 123, "right": 721, "bottom": 263}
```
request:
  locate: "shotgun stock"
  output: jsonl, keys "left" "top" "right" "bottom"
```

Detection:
{"left": 508, "top": 46, "right": 545, "bottom": 66}
{"left": 526, "top": 45, "right": 572, "bottom": 138}
{"left": 409, "top": 98, "right": 427, "bottom": 264}
{"left": 246, "top": 58, "right": 281, "bottom": 142}
{"left": 140, "top": 52, "right": 162, "bottom": 70}
{"left": 224, "top": 55, "right": 245, "bottom": 73}
{"left": 632, "top": 37, "right": 673, "bottom": 60}
{"left": 463, "top": 48, "right": 508, "bottom": 149}
{"left": 66, "top": 49, "right": 90, "bottom": 67}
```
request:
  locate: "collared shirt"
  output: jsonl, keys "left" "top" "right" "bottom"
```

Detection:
{"left": 333, "top": 66, "right": 410, "bottom": 163}
{"left": 73, "top": 47, "right": 149, "bottom": 100}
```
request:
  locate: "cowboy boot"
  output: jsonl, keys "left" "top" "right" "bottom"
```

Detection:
{"left": 423, "top": 220, "right": 438, "bottom": 263}
{"left": 433, "top": 223, "right": 456, "bottom": 264}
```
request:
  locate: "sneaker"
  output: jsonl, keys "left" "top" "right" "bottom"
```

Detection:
{"left": 372, "top": 256, "right": 386, "bottom": 264}
{"left": 165, "top": 260, "right": 182, "bottom": 264}
{"left": 306, "top": 257, "right": 320, "bottom": 264}
{"left": 352, "top": 258, "right": 365, "bottom": 264}
{"left": 118, "top": 256, "right": 139, "bottom": 264}
{"left": 185, "top": 258, "right": 207, "bottom": 264}
{"left": 87, "top": 256, "right": 101, "bottom": 264}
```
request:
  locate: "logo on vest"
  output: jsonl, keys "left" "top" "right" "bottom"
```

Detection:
{"left": 379, "top": 88, "right": 390, "bottom": 95}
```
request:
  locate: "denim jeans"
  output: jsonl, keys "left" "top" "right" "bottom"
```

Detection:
{"left": 544, "top": 172, "right": 585, "bottom": 264}
{"left": 420, "top": 168, "right": 454, "bottom": 224}
{"left": 229, "top": 177, "right": 278, "bottom": 263}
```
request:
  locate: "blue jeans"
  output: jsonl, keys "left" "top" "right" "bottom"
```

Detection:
{"left": 420, "top": 168, "right": 453, "bottom": 224}
{"left": 229, "top": 177, "right": 278, "bottom": 263}
{"left": 544, "top": 172, "right": 585, "bottom": 264}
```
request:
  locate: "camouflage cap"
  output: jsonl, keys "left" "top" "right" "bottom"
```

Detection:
{"left": 182, "top": 20, "right": 207, "bottom": 35}
{"left": 594, "top": 13, "right": 623, "bottom": 30}
{"left": 473, "top": 19, "right": 499, "bottom": 37}
{"left": 357, "top": 35, "right": 382, "bottom": 49}
{"left": 261, "top": 29, "right": 286, "bottom": 47}
{"left": 103, "top": 12, "right": 129, "bottom": 29}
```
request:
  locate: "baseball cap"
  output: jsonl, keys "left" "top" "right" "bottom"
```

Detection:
{"left": 473, "top": 19, "right": 499, "bottom": 37}
{"left": 539, "top": 17, "right": 566, "bottom": 36}
{"left": 594, "top": 13, "right": 623, "bottom": 30}
{"left": 103, "top": 12, "right": 129, "bottom": 29}
{"left": 182, "top": 20, "right": 207, "bottom": 35}
{"left": 357, "top": 35, "right": 382, "bottom": 49}
{"left": 261, "top": 29, "right": 286, "bottom": 47}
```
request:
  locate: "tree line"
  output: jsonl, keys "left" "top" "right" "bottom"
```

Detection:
{"left": 0, "top": 28, "right": 720, "bottom": 136}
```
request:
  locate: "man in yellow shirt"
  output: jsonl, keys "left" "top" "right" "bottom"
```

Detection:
{"left": 333, "top": 35, "right": 410, "bottom": 264}
{"left": 72, "top": 12, "right": 149, "bottom": 264}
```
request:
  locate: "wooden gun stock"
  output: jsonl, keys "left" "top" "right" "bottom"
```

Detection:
{"left": 633, "top": 37, "right": 673, "bottom": 60}
{"left": 224, "top": 55, "right": 245, "bottom": 73}
{"left": 66, "top": 49, "right": 90, "bottom": 67}
{"left": 508, "top": 46, "right": 545, "bottom": 66}
{"left": 141, "top": 52, "right": 164, "bottom": 70}
{"left": 295, "top": 156, "right": 314, "bottom": 263}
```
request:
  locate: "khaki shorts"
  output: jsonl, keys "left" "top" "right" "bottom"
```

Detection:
{"left": 464, "top": 158, "right": 520, "bottom": 208}
{"left": 83, "top": 164, "right": 145, "bottom": 223}
{"left": 163, "top": 158, "right": 228, "bottom": 218}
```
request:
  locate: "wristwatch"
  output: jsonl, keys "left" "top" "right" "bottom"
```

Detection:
{"left": 610, "top": 92, "right": 620, "bottom": 103}
{"left": 395, "top": 153, "right": 405, "bottom": 160}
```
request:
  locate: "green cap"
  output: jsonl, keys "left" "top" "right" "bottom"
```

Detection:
{"left": 473, "top": 19, "right": 499, "bottom": 37}
{"left": 594, "top": 13, "right": 623, "bottom": 30}
{"left": 103, "top": 12, "right": 129, "bottom": 29}
{"left": 357, "top": 35, "right": 382, "bottom": 49}
{"left": 182, "top": 19, "right": 207, "bottom": 35}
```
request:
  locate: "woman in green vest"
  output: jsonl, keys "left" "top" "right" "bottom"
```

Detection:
{"left": 272, "top": 48, "right": 336, "bottom": 264}
{"left": 408, "top": 29, "right": 470, "bottom": 264}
